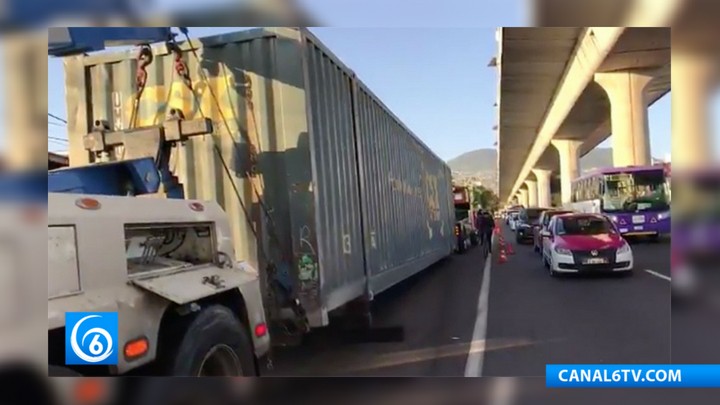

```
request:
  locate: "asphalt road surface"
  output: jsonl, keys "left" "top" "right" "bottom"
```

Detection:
{"left": 265, "top": 223, "right": 672, "bottom": 376}
{"left": 482, "top": 225, "right": 671, "bottom": 376}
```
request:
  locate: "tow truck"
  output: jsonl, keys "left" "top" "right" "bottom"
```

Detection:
{"left": 3, "top": 27, "right": 270, "bottom": 378}
{"left": 452, "top": 185, "right": 478, "bottom": 253}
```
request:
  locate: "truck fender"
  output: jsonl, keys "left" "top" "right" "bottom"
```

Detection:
{"left": 130, "top": 262, "right": 270, "bottom": 358}
{"left": 131, "top": 263, "right": 259, "bottom": 306}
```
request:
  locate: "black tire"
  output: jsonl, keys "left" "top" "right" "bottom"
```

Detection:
{"left": 162, "top": 305, "right": 256, "bottom": 376}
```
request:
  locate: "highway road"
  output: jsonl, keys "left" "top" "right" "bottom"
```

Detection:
{"left": 265, "top": 223, "right": 671, "bottom": 376}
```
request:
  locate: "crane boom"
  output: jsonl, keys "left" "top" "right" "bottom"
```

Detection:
{"left": 48, "top": 27, "right": 180, "bottom": 56}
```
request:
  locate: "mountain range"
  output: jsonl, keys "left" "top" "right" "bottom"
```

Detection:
{"left": 447, "top": 148, "right": 615, "bottom": 193}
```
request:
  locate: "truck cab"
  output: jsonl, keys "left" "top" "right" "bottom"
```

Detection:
{"left": 47, "top": 193, "right": 269, "bottom": 376}
{"left": 453, "top": 186, "right": 479, "bottom": 253}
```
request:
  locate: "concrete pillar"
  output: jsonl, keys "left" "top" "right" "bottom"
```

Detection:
{"left": 524, "top": 180, "right": 538, "bottom": 207}
{"left": 532, "top": 169, "right": 553, "bottom": 208}
{"left": 594, "top": 70, "right": 654, "bottom": 167}
{"left": 518, "top": 189, "right": 529, "bottom": 207}
{"left": 551, "top": 139, "right": 583, "bottom": 205}
{"left": 671, "top": 48, "right": 717, "bottom": 169}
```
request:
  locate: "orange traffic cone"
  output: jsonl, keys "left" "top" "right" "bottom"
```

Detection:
{"left": 506, "top": 243, "right": 515, "bottom": 255}
{"left": 498, "top": 249, "right": 508, "bottom": 264}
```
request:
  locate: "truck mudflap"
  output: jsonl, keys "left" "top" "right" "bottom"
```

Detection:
{"left": 130, "top": 263, "right": 259, "bottom": 305}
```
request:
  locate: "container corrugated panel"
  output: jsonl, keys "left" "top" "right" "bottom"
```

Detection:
{"left": 301, "top": 32, "right": 367, "bottom": 316}
{"left": 63, "top": 27, "right": 454, "bottom": 328}
{"left": 353, "top": 82, "right": 455, "bottom": 295}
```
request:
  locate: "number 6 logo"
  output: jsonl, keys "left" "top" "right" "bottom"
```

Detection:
{"left": 66, "top": 313, "right": 117, "bottom": 365}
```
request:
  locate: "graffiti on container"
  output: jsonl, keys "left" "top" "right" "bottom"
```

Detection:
{"left": 116, "top": 76, "right": 238, "bottom": 129}
{"left": 298, "top": 254, "right": 318, "bottom": 283}
{"left": 389, "top": 176, "right": 423, "bottom": 198}
{"left": 424, "top": 171, "right": 440, "bottom": 222}
{"left": 297, "top": 226, "right": 319, "bottom": 295}
{"left": 299, "top": 225, "right": 316, "bottom": 256}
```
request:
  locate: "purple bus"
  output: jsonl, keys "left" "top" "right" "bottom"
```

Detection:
{"left": 671, "top": 167, "right": 720, "bottom": 301}
{"left": 568, "top": 164, "right": 670, "bottom": 239}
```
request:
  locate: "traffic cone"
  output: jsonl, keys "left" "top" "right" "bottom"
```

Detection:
{"left": 498, "top": 249, "right": 508, "bottom": 264}
{"left": 506, "top": 242, "right": 515, "bottom": 255}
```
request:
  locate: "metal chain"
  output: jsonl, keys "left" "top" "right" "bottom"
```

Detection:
{"left": 128, "top": 45, "right": 153, "bottom": 129}
{"left": 174, "top": 31, "right": 308, "bottom": 339}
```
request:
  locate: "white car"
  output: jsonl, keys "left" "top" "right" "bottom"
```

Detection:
{"left": 540, "top": 213, "right": 633, "bottom": 277}
{"left": 508, "top": 213, "right": 519, "bottom": 231}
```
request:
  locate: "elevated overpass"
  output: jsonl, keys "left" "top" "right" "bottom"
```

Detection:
{"left": 497, "top": 26, "right": 670, "bottom": 205}
{"left": 499, "top": 0, "right": 720, "bottom": 206}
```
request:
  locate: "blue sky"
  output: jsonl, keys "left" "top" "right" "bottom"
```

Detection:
{"left": 43, "top": 2, "right": 678, "bottom": 161}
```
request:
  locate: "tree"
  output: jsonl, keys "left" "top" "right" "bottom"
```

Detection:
{"left": 471, "top": 185, "right": 500, "bottom": 213}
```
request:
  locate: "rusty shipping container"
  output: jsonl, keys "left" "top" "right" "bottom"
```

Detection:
{"left": 63, "top": 28, "right": 455, "bottom": 329}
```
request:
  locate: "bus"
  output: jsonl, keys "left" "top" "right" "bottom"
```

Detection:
{"left": 568, "top": 164, "right": 670, "bottom": 238}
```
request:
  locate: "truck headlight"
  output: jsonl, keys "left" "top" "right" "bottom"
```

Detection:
{"left": 657, "top": 211, "right": 670, "bottom": 221}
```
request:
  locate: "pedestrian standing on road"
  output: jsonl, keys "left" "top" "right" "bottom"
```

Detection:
{"left": 482, "top": 210, "right": 494, "bottom": 255}
{"left": 474, "top": 209, "right": 483, "bottom": 240}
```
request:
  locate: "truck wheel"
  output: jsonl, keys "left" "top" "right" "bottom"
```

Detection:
{"left": 164, "top": 305, "right": 256, "bottom": 376}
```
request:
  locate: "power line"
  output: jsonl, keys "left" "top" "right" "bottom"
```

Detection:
{"left": 48, "top": 113, "right": 67, "bottom": 124}
{"left": 48, "top": 121, "right": 66, "bottom": 127}
{"left": 48, "top": 136, "right": 68, "bottom": 143}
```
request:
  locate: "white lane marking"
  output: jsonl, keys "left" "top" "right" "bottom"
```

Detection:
{"left": 644, "top": 269, "right": 671, "bottom": 281}
{"left": 465, "top": 235, "right": 494, "bottom": 377}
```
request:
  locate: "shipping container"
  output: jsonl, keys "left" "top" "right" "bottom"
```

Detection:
{"left": 63, "top": 27, "right": 455, "bottom": 329}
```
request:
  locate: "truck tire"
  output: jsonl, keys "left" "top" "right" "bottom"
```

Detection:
{"left": 163, "top": 305, "right": 256, "bottom": 376}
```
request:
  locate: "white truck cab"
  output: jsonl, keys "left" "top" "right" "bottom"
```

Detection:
{"left": 48, "top": 192, "right": 269, "bottom": 376}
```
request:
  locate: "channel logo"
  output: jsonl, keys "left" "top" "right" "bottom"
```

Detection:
{"left": 65, "top": 312, "right": 118, "bottom": 366}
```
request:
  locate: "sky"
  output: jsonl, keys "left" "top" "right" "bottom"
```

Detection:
{"left": 40, "top": 1, "right": 682, "bottom": 163}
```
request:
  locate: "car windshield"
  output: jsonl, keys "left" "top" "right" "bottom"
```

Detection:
{"left": 602, "top": 170, "right": 669, "bottom": 213}
{"left": 521, "top": 209, "right": 545, "bottom": 224}
{"left": 545, "top": 211, "right": 572, "bottom": 224}
{"left": 557, "top": 216, "right": 614, "bottom": 236}
{"left": 455, "top": 209, "right": 469, "bottom": 222}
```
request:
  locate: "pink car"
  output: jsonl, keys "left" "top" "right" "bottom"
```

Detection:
{"left": 540, "top": 213, "right": 633, "bottom": 277}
